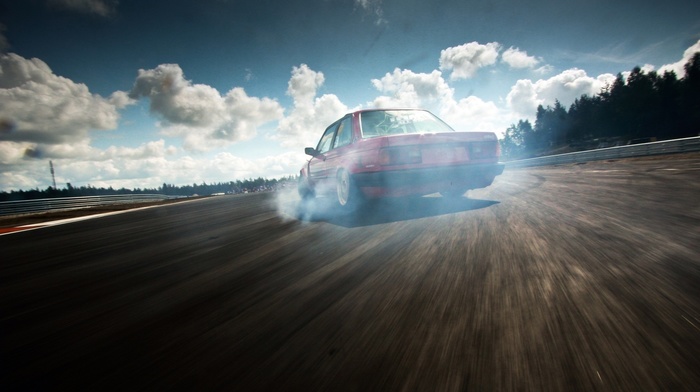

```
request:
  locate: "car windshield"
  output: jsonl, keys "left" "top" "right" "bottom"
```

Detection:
{"left": 359, "top": 110, "right": 455, "bottom": 138}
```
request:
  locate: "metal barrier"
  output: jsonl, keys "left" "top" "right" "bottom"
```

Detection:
{"left": 504, "top": 136, "right": 700, "bottom": 168}
{"left": 0, "top": 194, "right": 177, "bottom": 217}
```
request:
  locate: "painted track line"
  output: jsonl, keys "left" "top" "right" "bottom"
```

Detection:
{"left": 0, "top": 198, "right": 203, "bottom": 236}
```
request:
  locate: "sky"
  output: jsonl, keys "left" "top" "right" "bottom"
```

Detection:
{"left": 0, "top": 0, "right": 699, "bottom": 192}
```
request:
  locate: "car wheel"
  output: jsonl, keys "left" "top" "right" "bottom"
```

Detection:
{"left": 336, "top": 169, "right": 362, "bottom": 211}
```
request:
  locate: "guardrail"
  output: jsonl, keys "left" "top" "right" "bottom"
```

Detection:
{"left": 504, "top": 136, "right": 700, "bottom": 168}
{"left": 0, "top": 194, "right": 178, "bottom": 217}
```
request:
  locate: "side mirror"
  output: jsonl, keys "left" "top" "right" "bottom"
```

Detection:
{"left": 305, "top": 147, "right": 319, "bottom": 157}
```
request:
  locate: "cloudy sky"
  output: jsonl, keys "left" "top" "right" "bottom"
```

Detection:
{"left": 1, "top": 0, "right": 699, "bottom": 192}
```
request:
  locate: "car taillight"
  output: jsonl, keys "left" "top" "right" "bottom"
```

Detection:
{"left": 379, "top": 146, "right": 422, "bottom": 165}
{"left": 469, "top": 141, "right": 499, "bottom": 159}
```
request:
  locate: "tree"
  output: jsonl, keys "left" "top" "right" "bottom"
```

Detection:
{"left": 599, "top": 73, "right": 627, "bottom": 138}
{"left": 501, "top": 51, "right": 700, "bottom": 155}
{"left": 681, "top": 52, "right": 700, "bottom": 135}
{"left": 501, "top": 120, "right": 533, "bottom": 159}
{"left": 568, "top": 94, "right": 604, "bottom": 142}
{"left": 653, "top": 70, "right": 682, "bottom": 139}
{"left": 625, "top": 67, "right": 656, "bottom": 139}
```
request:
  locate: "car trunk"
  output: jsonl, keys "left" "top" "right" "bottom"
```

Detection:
{"left": 376, "top": 132, "right": 500, "bottom": 167}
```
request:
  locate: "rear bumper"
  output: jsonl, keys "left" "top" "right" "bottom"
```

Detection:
{"left": 353, "top": 162, "right": 505, "bottom": 196}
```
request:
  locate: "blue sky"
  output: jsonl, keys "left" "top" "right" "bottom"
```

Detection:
{"left": 1, "top": 0, "right": 699, "bottom": 192}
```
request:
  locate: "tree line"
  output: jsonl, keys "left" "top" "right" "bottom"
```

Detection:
{"left": 0, "top": 176, "right": 297, "bottom": 202}
{"left": 500, "top": 52, "right": 700, "bottom": 160}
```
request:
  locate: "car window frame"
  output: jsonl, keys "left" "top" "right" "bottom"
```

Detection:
{"left": 332, "top": 116, "right": 353, "bottom": 149}
{"left": 316, "top": 122, "right": 339, "bottom": 154}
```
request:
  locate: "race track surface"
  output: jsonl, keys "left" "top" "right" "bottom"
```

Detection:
{"left": 2, "top": 154, "right": 699, "bottom": 391}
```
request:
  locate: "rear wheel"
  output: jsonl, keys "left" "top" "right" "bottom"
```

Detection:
{"left": 336, "top": 169, "right": 362, "bottom": 212}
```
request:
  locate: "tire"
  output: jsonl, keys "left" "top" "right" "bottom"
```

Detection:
{"left": 336, "top": 169, "right": 362, "bottom": 212}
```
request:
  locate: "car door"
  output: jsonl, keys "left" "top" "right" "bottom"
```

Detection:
{"left": 307, "top": 116, "right": 354, "bottom": 195}
{"left": 307, "top": 121, "right": 339, "bottom": 189}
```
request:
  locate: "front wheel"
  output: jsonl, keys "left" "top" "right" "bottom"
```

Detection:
{"left": 336, "top": 169, "right": 363, "bottom": 212}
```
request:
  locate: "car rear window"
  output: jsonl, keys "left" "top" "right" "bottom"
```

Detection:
{"left": 360, "top": 110, "right": 454, "bottom": 138}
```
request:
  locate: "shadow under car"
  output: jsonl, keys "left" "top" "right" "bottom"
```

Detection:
{"left": 295, "top": 196, "right": 500, "bottom": 227}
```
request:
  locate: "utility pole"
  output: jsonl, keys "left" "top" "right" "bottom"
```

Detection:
{"left": 50, "top": 160, "right": 57, "bottom": 189}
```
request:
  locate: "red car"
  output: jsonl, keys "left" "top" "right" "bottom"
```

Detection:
{"left": 298, "top": 108, "right": 504, "bottom": 210}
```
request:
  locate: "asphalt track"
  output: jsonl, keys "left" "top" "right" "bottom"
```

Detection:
{"left": 1, "top": 154, "right": 699, "bottom": 391}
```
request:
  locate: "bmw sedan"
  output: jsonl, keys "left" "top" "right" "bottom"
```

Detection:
{"left": 298, "top": 108, "right": 505, "bottom": 210}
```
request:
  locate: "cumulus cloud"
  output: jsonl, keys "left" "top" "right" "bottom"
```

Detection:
{"left": 371, "top": 68, "right": 454, "bottom": 108}
{"left": 440, "top": 96, "right": 510, "bottom": 135}
{"left": 46, "top": 0, "right": 118, "bottom": 17}
{"left": 439, "top": 42, "right": 501, "bottom": 80}
{"left": 129, "top": 63, "right": 283, "bottom": 151}
{"left": 102, "top": 139, "right": 177, "bottom": 160}
{"left": 108, "top": 90, "right": 136, "bottom": 109}
{"left": 506, "top": 68, "right": 616, "bottom": 118}
{"left": 0, "top": 53, "right": 127, "bottom": 145}
{"left": 2, "top": 138, "right": 162, "bottom": 190}
{"left": 0, "top": 141, "right": 301, "bottom": 191}
{"left": 275, "top": 64, "right": 349, "bottom": 148}
{"left": 369, "top": 67, "right": 510, "bottom": 135}
{"left": 658, "top": 39, "right": 700, "bottom": 78}
{"left": 502, "top": 47, "right": 540, "bottom": 69}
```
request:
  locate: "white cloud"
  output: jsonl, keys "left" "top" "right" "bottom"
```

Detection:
{"left": 439, "top": 42, "right": 501, "bottom": 80}
{"left": 108, "top": 90, "right": 136, "bottom": 109}
{"left": 102, "top": 139, "right": 177, "bottom": 160}
{"left": 440, "top": 96, "right": 511, "bottom": 136}
{"left": 658, "top": 39, "right": 700, "bottom": 78}
{"left": 275, "top": 64, "right": 349, "bottom": 148}
{"left": 129, "top": 63, "right": 284, "bottom": 152}
{"left": 0, "top": 133, "right": 302, "bottom": 191}
{"left": 502, "top": 47, "right": 540, "bottom": 69}
{"left": 0, "top": 53, "right": 126, "bottom": 145}
{"left": 369, "top": 67, "right": 510, "bottom": 136}
{"left": 0, "top": 139, "right": 162, "bottom": 190}
{"left": 506, "top": 69, "right": 616, "bottom": 118}
{"left": 0, "top": 141, "right": 28, "bottom": 165}
{"left": 46, "top": 0, "right": 118, "bottom": 17}
{"left": 286, "top": 63, "right": 325, "bottom": 103}
{"left": 371, "top": 68, "right": 454, "bottom": 108}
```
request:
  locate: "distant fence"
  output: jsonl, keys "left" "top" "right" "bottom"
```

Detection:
{"left": 504, "top": 136, "right": 700, "bottom": 168}
{"left": 0, "top": 194, "right": 180, "bottom": 217}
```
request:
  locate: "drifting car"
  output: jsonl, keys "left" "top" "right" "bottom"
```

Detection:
{"left": 298, "top": 108, "right": 505, "bottom": 210}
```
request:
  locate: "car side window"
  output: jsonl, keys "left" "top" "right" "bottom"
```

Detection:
{"left": 359, "top": 111, "right": 382, "bottom": 138}
{"left": 332, "top": 117, "right": 352, "bottom": 149}
{"left": 316, "top": 123, "right": 338, "bottom": 154}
